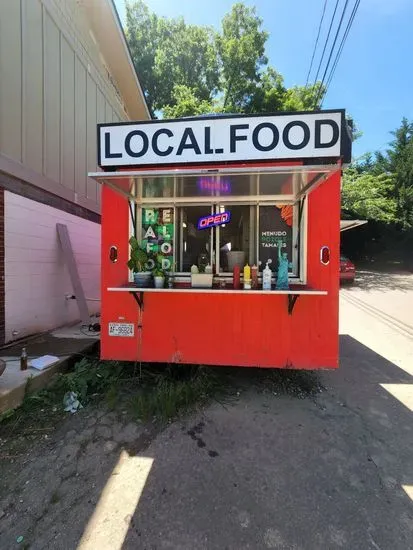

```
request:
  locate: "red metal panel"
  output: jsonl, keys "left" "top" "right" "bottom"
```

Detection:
{"left": 305, "top": 168, "right": 341, "bottom": 367}
{"left": 101, "top": 184, "right": 138, "bottom": 360}
{"left": 100, "top": 169, "right": 341, "bottom": 369}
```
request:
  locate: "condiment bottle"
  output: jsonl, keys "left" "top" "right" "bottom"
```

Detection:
{"left": 233, "top": 265, "right": 241, "bottom": 289}
{"left": 20, "top": 347, "right": 28, "bottom": 371}
{"left": 262, "top": 261, "right": 272, "bottom": 290}
{"left": 243, "top": 263, "right": 251, "bottom": 290}
{"left": 251, "top": 264, "right": 258, "bottom": 289}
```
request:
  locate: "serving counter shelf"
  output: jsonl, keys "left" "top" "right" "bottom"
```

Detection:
{"left": 107, "top": 286, "right": 328, "bottom": 314}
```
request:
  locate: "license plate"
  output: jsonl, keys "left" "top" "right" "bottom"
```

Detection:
{"left": 108, "top": 322, "right": 135, "bottom": 337}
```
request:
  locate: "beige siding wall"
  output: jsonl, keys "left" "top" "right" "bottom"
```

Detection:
{"left": 0, "top": 0, "right": 22, "bottom": 163}
{"left": 0, "top": 0, "right": 130, "bottom": 214}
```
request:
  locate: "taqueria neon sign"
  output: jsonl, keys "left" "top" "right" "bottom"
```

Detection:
{"left": 98, "top": 110, "right": 351, "bottom": 168}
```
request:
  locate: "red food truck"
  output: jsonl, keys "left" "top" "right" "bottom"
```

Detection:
{"left": 89, "top": 110, "right": 352, "bottom": 370}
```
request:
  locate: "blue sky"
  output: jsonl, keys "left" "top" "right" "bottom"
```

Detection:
{"left": 114, "top": 0, "right": 413, "bottom": 159}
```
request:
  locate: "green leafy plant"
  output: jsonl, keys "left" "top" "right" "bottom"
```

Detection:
{"left": 56, "top": 358, "right": 124, "bottom": 404}
{"left": 127, "top": 365, "right": 223, "bottom": 422}
{"left": 127, "top": 236, "right": 150, "bottom": 272}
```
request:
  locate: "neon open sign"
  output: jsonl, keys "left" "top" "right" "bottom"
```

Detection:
{"left": 197, "top": 211, "right": 231, "bottom": 230}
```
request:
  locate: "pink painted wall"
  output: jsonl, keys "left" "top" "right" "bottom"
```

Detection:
{"left": 4, "top": 191, "right": 100, "bottom": 342}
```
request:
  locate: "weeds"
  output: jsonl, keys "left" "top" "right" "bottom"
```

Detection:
{"left": 50, "top": 490, "right": 60, "bottom": 504}
{"left": 54, "top": 358, "right": 124, "bottom": 403}
{"left": 0, "top": 358, "right": 125, "bottom": 444}
{"left": 0, "top": 358, "right": 225, "bottom": 443}
{"left": 127, "top": 365, "right": 222, "bottom": 422}
{"left": 0, "top": 354, "right": 324, "bottom": 460}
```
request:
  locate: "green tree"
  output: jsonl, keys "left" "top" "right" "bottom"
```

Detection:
{"left": 125, "top": 1, "right": 324, "bottom": 117}
{"left": 215, "top": 3, "right": 268, "bottom": 111}
{"left": 342, "top": 119, "right": 413, "bottom": 230}
{"left": 341, "top": 168, "right": 397, "bottom": 223}
{"left": 125, "top": 1, "right": 159, "bottom": 112}
{"left": 162, "top": 85, "right": 217, "bottom": 119}
{"left": 126, "top": 1, "right": 219, "bottom": 112}
{"left": 380, "top": 119, "right": 413, "bottom": 229}
{"left": 245, "top": 68, "right": 323, "bottom": 113}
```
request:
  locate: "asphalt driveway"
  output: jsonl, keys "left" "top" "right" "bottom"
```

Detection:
{"left": 1, "top": 271, "right": 412, "bottom": 550}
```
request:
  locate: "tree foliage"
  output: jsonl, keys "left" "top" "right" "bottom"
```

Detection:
{"left": 126, "top": 1, "right": 219, "bottom": 112}
{"left": 216, "top": 3, "right": 268, "bottom": 111}
{"left": 342, "top": 169, "right": 397, "bottom": 223}
{"left": 125, "top": 1, "right": 323, "bottom": 117}
{"left": 342, "top": 118, "right": 413, "bottom": 231}
{"left": 162, "top": 85, "right": 218, "bottom": 119}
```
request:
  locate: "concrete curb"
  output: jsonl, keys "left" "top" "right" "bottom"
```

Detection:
{"left": 0, "top": 341, "right": 98, "bottom": 414}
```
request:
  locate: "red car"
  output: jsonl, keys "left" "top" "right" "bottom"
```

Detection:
{"left": 340, "top": 255, "right": 355, "bottom": 283}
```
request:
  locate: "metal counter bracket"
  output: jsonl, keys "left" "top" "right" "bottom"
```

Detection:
{"left": 288, "top": 294, "right": 299, "bottom": 315}
{"left": 130, "top": 291, "right": 144, "bottom": 311}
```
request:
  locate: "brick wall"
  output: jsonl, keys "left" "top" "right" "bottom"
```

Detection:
{"left": 0, "top": 188, "right": 4, "bottom": 344}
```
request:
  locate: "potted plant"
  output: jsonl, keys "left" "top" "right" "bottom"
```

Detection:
{"left": 191, "top": 262, "right": 213, "bottom": 288}
{"left": 153, "top": 267, "right": 165, "bottom": 289}
{"left": 127, "top": 237, "right": 153, "bottom": 287}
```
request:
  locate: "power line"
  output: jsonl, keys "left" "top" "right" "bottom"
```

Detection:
{"left": 323, "top": 0, "right": 361, "bottom": 99}
{"left": 313, "top": 0, "right": 352, "bottom": 108}
{"left": 321, "top": 0, "right": 361, "bottom": 105}
{"left": 305, "top": 0, "right": 329, "bottom": 87}
{"left": 312, "top": 0, "right": 341, "bottom": 85}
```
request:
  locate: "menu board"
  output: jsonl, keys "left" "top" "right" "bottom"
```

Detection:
{"left": 259, "top": 205, "right": 293, "bottom": 271}
{"left": 141, "top": 208, "right": 174, "bottom": 270}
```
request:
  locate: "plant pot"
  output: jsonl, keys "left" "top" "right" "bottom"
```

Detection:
{"left": 191, "top": 273, "right": 213, "bottom": 288}
{"left": 133, "top": 271, "right": 152, "bottom": 288}
{"left": 154, "top": 276, "right": 165, "bottom": 289}
{"left": 226, "top": 251, "right": 246, "bottom": 272}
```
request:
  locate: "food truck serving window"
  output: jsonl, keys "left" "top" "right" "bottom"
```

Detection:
{"left": 133, "top": 171, "right": 306, "bottom": 278}
{"left": 90, "top": 164, "right": 337, "bottom": 281}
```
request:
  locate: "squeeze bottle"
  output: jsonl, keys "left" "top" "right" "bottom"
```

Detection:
{"left": 251, "top": 264, "right": 258, "bottom": 289}
{"left": 262, "top": 261, "right": 272, "bottom": 290}
{"left": 233, "top": 265, "right": 241, "bottom": 289}
{"left": 243, "top": 263, "right": 251, "bottom": 290}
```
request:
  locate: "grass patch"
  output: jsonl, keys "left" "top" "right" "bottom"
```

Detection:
{"left": 0, "top": 354, "right": 323, "bottom": 456}
{"left": 127, "top": 365, "right": 222, "bottom": 422}
{"left": 0, "top": 358, "right": 125, "bottom": 444}
{"left": 0, "top": 358, "right": 225, "bottom": 448}
{"left": 50, "top": 490, "right": 60, "bottom": 504}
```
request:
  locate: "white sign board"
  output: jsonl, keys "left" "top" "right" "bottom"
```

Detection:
{"left": 98, "top": 111, "right": 350, "bottom": 168}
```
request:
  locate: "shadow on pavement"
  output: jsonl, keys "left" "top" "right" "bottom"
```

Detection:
{"left": 1, "top": 336, "right": 412, "bottom": 549}
{"left": 115, "top": 335, "right": 413, "bottom": 550}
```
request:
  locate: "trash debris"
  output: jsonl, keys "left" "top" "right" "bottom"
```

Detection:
{"left": 16, "top": 535, "right": 24, "bottom": 544}
{"left": 29, "top": 355, "right": 59, "bottom": 371}
{"left": 63, "top": 392, "right": 83, "bottom": 413}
